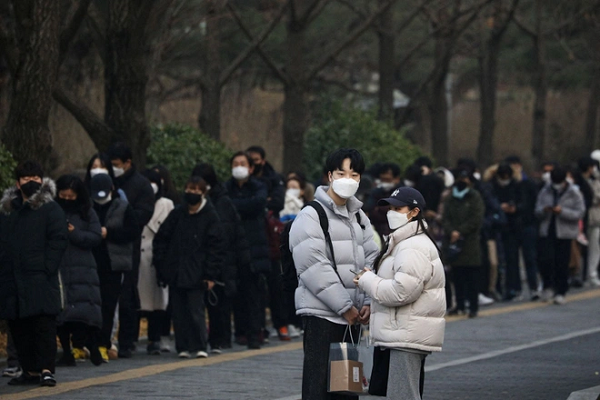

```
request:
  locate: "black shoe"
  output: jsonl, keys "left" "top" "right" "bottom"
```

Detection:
{"left": 56, "top": 355, "right": 76, "bottom": 367}
{"left": 247, "top": 340, "right": 261, "bottom": 350}
{"left": 8, "top": 372, "right": 39, "bottom": 386}
{"left": 468, "top": 311, "right": 478, "bottom": 319}
{"left": 40, "top": 371, "right": 56, "bottom": 387}
{"left": 118, "top": 348, "right": 133, "bottom": 359}
{"left": 447, "top": 308, "right": 465, "bottom": 316}
{"left": 89, "top": 346, "right": 103, "bottom": 366}
{"left": 147, "top": 342, "right": 161, "bottom": 356}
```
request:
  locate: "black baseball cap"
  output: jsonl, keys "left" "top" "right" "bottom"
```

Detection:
{"left": 90, "top": 173, "right": 113, "bottom": 201}
{"left": 378, "top": 186, "right": 426, "bottom": 209}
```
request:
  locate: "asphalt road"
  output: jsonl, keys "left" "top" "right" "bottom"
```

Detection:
{"left": 1, "top": 288, "right": 599, "bottom": 400}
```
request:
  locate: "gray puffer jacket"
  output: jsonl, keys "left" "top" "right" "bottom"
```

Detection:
{"left": 535, "top": 183, "right": 585, "bottom": 239}
{"left": 289, "top": 186, "right": 379, "bottom": 325}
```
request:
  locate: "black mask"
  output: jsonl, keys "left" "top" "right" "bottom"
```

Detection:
{"left": 20, "top": 181, "right": 41, "bottom": 198}
{"left": 56, "top": 198, "right": 78, "bottom": 212}
{"left": 253, "top": 164, "right": 263, "bottom": 175}
{"left": 455, "top": 181, "right": 468, "bottom": 191}
{"left": 184, "top": 192, "right": 203, "bottom": 205}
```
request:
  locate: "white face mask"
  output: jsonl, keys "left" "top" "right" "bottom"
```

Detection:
{"left": 94, "top": 194, "right": 112, "bottom": 205}
{"left": 566, "top": 177, "right": 574, "bottom": 185}
{"left": 473, "top": 172, "right": 482, "bottom": 181}
{"left": 404, "top": 179, "right": 415, "bottom": 188}
{"left": 542, "top": 171, "right": 551, "bottom": 183}
{"left": 90, "top": 168, "right": 109, "bottom": 177}
{"left": 379, "top": 182, "right": 395, "bottom": 191}
{"left": 387, "top": 210, "right": 410, "bottom": 230}
{"left": 497, "top": 178, "right": 511, "bottom": 187}
{"left": 331, "top": 178, "right": 359, "bottom": 199}
{"left": 232, "top": 166, "right": 249, "bottom": 180}
{"left": 286, "top": 188, "right": 301, "bottom": 199}
{"left": 552, "top": 183, "right": 564, "bottom": 191}
{"left": 113, "top": 167, "right": 125, "bottom": 178}
{"left": 151, "top": 183, "right": 159, "bottom": 195}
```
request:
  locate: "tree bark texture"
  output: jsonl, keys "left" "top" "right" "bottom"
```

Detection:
{"left": 378, "top": 0, "right": 395, "bottom": 121}
{"left": 585, "top": 65, "right": 600, "bottom": 150}
{"left": 104, "top": 0, "right": 154, "bottom": 167}
{"left": 429, "top": 35, "right": 451, "bottom": 167}
{"left": 530, "top": 0, "right": 546, "bottom": 168}
{"left": 476, "top": 37, "right": 500, "bottom": 167}
{"left": 2, "top": 0, "right": 62, "bottom": 166}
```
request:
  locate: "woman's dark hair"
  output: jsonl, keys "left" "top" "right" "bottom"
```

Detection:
{"left": 324, "top": 148, "right": 365, "bottom": 175}
{"left": 107, "top": 142, "right": 133, "bottom": 163}
{"left": 84, "top": 153, "right": 115, "bottom": 188}
{"left": 185, "top": 176, "right": 207, "bottom": 192}
{"left": 192, "top": 163, "right": 219, "bottom": 187}
{"left": 14, "top": 160, "right": 44, "bottom": 180}
{"left": 372, "top": 206, "right": 441, "bottom": 272}
{"left": 152, "top": 165, "right": 181, "bottom": 205}
{"left": 55, "top": 174, "right": 92, "bottom": 221}
{"left": 230, "top": 151, "right": 254, "bottom": 167}
{"left": 551, "top": 166, "right": 567, "bottom": 184}
{"left": 286, "top": 176, "right": 306, "bottom": 190}
{"left": 142, "top": 169, "right": 162, "bottom": 201}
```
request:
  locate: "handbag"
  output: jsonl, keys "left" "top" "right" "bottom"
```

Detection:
{"left": 368, "top": 346, "right": 391, "bottom": 396}
{"left": 328, "top": 326, "right": 364, "bottom": 395}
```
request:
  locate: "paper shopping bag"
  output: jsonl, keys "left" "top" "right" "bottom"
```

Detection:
{"left": 328, "top": 341, "right": 364, "bottom": 395}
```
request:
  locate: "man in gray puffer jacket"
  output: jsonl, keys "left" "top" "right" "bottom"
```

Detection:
{"left": 289, "top": 148, "right": 379, "bottom": 400}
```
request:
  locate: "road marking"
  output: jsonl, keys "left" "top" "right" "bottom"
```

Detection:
{"left": 4, "top": 289, "right": 600, "bottom": 399}
{"left": 425, "top": 326, "right": 600, "bottom": 372}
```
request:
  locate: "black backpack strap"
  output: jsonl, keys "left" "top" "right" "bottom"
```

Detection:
{"left": 356, "top": 210, "right": 365, "bottom": 230}
{"left": 304, "top": 201, "right": 342, "bottom": 282}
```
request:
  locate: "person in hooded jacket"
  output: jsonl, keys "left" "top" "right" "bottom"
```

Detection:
{"left": 54, "top": 175, "right": 103, "bottom": 367}
{"left": 355, "top": 187, "right": 445, "bottom": 400}
{"left": 90, "top": 174, "right": 139, "bottom": 362}
{"left": 0, "top": 161, "right": 68, "bottom": 387}
{"left": 138, "top": 169, "right": 175, "bottom": 355}
{"left": 153, "top": 176, "right": 226, "bottom": 358}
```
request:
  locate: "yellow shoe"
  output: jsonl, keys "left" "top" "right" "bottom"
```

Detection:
{"left": 72, "top": 347, "right": 88, "bottom": 362}
{"left": 98, "top": 346, "right": 109, "bottom": 363}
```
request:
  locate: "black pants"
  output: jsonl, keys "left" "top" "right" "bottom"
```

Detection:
{"left": 146, "top": 310, "right": 167, "bottom": 343}
{"left": 302, "top": 316, "right": 359, "bottom": 400}
{"left": 170, "top": 287, "right": 208, "bottom": 353}
{"left": 9, "top": 315, "right": 57, "bottom": 374}
{"left": 118, "top": 268, "right": 140, "bottom": 351}
{"left": 98, "top": 269, "right": 123, "bottom": 348}
{"left": 538, "top": 236, "right": 571, "bottom": 295}
{"left": 233, "top": 270, "right": 262, "bottom": 345}
{"left": 264, "top": 260, "right": 287, "bottom": 330}
{"left": 6, "top": 329, "right": 19, "bottom": 368}
{"left": 57, "top": 321, "right": 99, "bottom": 356}
{"left": 160, "top": 302, "right": 173, "bottom": 337}
{"left": 206, "top": 285, "right": 232, "bottom": 349}
{"left": 452, "top": 266, "right": 480, "bottom": 314}
{"left": 501, "top": 230, "right": 521, "bottom": 295}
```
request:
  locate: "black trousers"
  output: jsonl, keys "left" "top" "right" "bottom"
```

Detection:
{"left": 538, "top": 236, "right": 571, "bottom": 295}
{"left": 452, "top": 266, "right": 480, "bottom": 314}
{"left": 118, "top": 268, "right": 140, "bottom": 350}
{"left": 146, "top": 310, "right": 168, "bottom": 343}
{"left": 9, "top": 315, "right": 57, "bottom": 374}
{"left": 233, "top": 270, "right": 262, "bottom": 344}
{"left": 301, "top": 316, "right": 359, "bottom": 400}
{"left": 6, "top": 329, "right": 19, "bottom": 368}
{"left": 206, "top": 285, "right": 232, "bottom": 349}
{"left": 57, "top": 321, "right": 99, "bottom": 356}
{"left": 262, "top": 260, "right": 287, "bottom": 330}
{"left": 170, "top": 287, "right": 208, "bottom": 353}
{"left": 98, "top": 269, "right": 123, "bottom": 348}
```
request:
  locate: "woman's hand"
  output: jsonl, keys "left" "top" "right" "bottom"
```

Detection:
{"left": 353, "top": 267, "right": 370, "bottom": 286}
{"left": 358, "top": 305, "right": 370, "bottom": 325}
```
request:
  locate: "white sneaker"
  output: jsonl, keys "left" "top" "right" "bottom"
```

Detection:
{"left": 196, "top": 351, "right": 208, "bottom": 358}
{"left": 553, "top": 295, "right": 566, "bottom": 305}
{"left": 588, "top": 277, "right": 600, "bottom": 287}
{"left": 178, "top": 351, "right": 191, "bottom": 359}
{"left": 159, "top": 336, "right": 171, "bottom": 352}
{"left": 541, "top": 288, "right": 554, "bottom": 302}
{"left": 478, "top": 293, "right": 494, "bottom": 306}
{"left": 287, "top": 325, "right": 301, "bottom": 338}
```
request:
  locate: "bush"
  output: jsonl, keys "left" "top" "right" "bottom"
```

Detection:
{"left": 303, "top": 100, "right": 425, "bottom": 181}
{"left": 147, "top": 124, "right": 233, "bottom": 189}
{"left": 0, "top": 142, "right": 16, "bottom": 191}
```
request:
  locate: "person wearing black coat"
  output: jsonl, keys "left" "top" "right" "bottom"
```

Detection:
{"left": 226, "top": 151, "right": 270, "bottom": 349}
{"left": 107, "top": 143, "right": 155, "bottom": 358}
{"left": 0, "top": 161, "right": 68, "bottom": 387}
{"left": 192, "top": 163, "right": 252, "bottom": 352}
{"left": 153, "top": 176, "right": 226, "bottom": 358}
{"left": 54, "top": 175, "right": 104, "bottom": 367}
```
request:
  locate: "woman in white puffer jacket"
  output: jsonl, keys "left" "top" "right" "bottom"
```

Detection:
{"left": 355, "top": 187, "right": 446, "bottom": 400}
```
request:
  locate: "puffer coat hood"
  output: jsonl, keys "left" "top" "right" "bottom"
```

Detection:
{"left": 0, "top": 178, "right": 56, "bottom": 214}
{"left": 358, "top": 221, "right": 446, "bottom": 352}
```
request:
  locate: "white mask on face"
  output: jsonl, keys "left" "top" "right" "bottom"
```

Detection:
{"left": 94, "top": 194, "right": 112, "bottom": 205}
{"left": 566, "top": 177, "right": 575, "bottom": 185}
{"left": 497, "top": 178, "right": 511, "bottom": 187}
{"left": 113, "top": 167, "right": 125, "bottom": 178}
{"left": 473, "top": 172, "right": 482, "bottom": 181}
{"left": 331, "top": 178, "right": 359, "bottom": 199}
{"left": 404, "top": 179, "right": 415, "bottom": 188}
{"left": 232, "top": 166, "right": 249, "bottom": 180}
{"left": 542, "top": 171, "right": 551, "bottom": 183}
{"left": 379, "top": 182, "right": 395, "bottom": 191}
{"left": 90, "top": 168, "right": 109, "bottom": 177}
{"left": 286, "top": 188, "right": 301, "bottom": 199}
{"left": 387, "top": 210, "right": 410, "bottom": 230}
{"left": 151, "top": 183, "right": 159, "bottom": 194}
{"left": 552, "top": 183, "right": 564, "bottom": 191}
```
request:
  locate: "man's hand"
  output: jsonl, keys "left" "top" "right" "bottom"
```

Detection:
{"left": 553, "top": 206, "right": 562, "bottom": 215}
{"left": 450, "top": 230, "right": 461, "bottom": 243}
{"left": 204, "top": 280, "right": 215, "bottom": 291}
{"left": 342, "top": 307, "right": 359, "bottom": 325}
{"left": 67, "top": 223, "right": 75, "bottom": 232}
{"left": 358, "top": 305, "right": 370, "bottom": 325}
{"left": 101, "top": 227, "right": 107, "bottom": 239}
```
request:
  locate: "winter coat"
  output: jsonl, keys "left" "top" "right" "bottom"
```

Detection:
{"left": 138, "top": 197, "right": 174, "bottom": 311}
{"left": 280, "top": 191, "right": 304, "bottom": 221}
{"left": 225, "top": 177, "right": 270, "bottom": 274}
{"left": 92, "top": 198, "right": 139, "bottom": 273}
{"left": 441, "top": 189, "right": 485, "bottom": 266}
{"left": 416, "top": 173, "right": 446, "bottom": 213}
{"left": 57, "top": 208, "right": 103, "bottom": 328}
{"left": 491, "top": 179, "right": 523, "bottom": 232}
{"left": 289, "top": 186, "right": 379, "bottom": 325}
{"left": 586, "top": 177, "right": 600, "bottom": 227}
{"left": 208, "top": 184, "right": 250, "bottom": 297}
{"left": 358, "top": 221, "right": 445, "bottom": 352}
{"left": 153, "top": 200, "right": 225, "bottom": 289}
{"left": 255, "top": 162, "right": 285, "bottom": 216}
{"left": 0, "top": 179, "right": 68, "bottom": 320}
{"left": 535, "top": 183, "right": 585, "bottom": 239}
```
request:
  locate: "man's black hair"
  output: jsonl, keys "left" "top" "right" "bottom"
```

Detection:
{"left": 414, "top": 156, "right": 432, "bottom": 169}
{"left": 186, "top": 175, "right": 207, "bottom": 192}
{"left": 381, "top": 162, "right": 401, "bottom": 178}
{"left": 456, "top": 157, "right": 478, "bottom": 174}
{"left": 107, "top": 142, "right": 133, "bottom": 163}
{"left": 15, "top": 160, "right": 44, "bottom": 180}
{"left": 578, "top": 157, "right": 596, "bottom": 172}
{"left": 192, "top": 163, "right": 219, "bottom": 187}
{"left": 230, "top": 151, "right": 254, "bottom": 167}
{"left": 551, "top": 166, "right": 567, "bottom": 184}
{"left": 324, "top": 148, "right": 365, "bottom": 175}
{"left": 541, "top": 160, "right": 559, "bottom": 169}
{"left": 504, "top": 155, "right": 522, "bottom": 165}
{"left": 55, "top": 174, "right": 91, "bottom": 220}
{"left": 246, "top": 146, "right": 266, "bottom": 160}
{"left": 404, "top": 164, "right": 422, "bottom": 182}
{"left": 496, "top": 163, "right": 513, "bottom": 178}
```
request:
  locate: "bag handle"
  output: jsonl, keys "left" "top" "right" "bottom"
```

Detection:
{"left": 342, "top": 324, "right": 363, "bottom": 347}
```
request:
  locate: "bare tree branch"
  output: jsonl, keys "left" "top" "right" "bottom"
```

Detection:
{"left": 59, "top": 0, "right": 91, "bottom": 62}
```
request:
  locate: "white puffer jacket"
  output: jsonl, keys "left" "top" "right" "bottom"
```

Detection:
{"left": 358, "top": 221, "right": 446, "bottom": 352}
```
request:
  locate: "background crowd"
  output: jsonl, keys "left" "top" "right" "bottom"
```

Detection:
{"left": 1, "top": 143, "right": 599, "bottom": 387}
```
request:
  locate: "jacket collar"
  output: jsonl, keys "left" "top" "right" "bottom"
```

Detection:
{"left": 314, "top": 185, "right": 363, "bottom": 219}
{"left": 383, "top": 220, "right": 427, "bottom": 257}
{"left": 0, "top": 178, "right": 57, "bottom": 214}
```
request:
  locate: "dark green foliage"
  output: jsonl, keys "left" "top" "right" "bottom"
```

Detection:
{"left": 0, "top": 143, "right": 17, "bottom": 191}
{"left": 147, "top": 124, "right": 233, "bottom": 189}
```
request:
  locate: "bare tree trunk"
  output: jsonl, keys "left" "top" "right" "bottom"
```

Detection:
{"left": 2, "top": 0, "right": 62, "bottom": 167}
{"left": 530, "top": 0, "right": 546, "bottom": 168}
{"left": 378, "top": 0, "right": 394, "bottom": 121}
{"left": 476, "top": 39, "right": 500, "bottom": 167}
{"left": 104, "top": 0, "right": 153, "bottom": 167}
{"left": 585, "top": 65, "right": 600, "bottom": 149}
{"left": 429, "top": 36, "right": 451, "bottom": 166}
